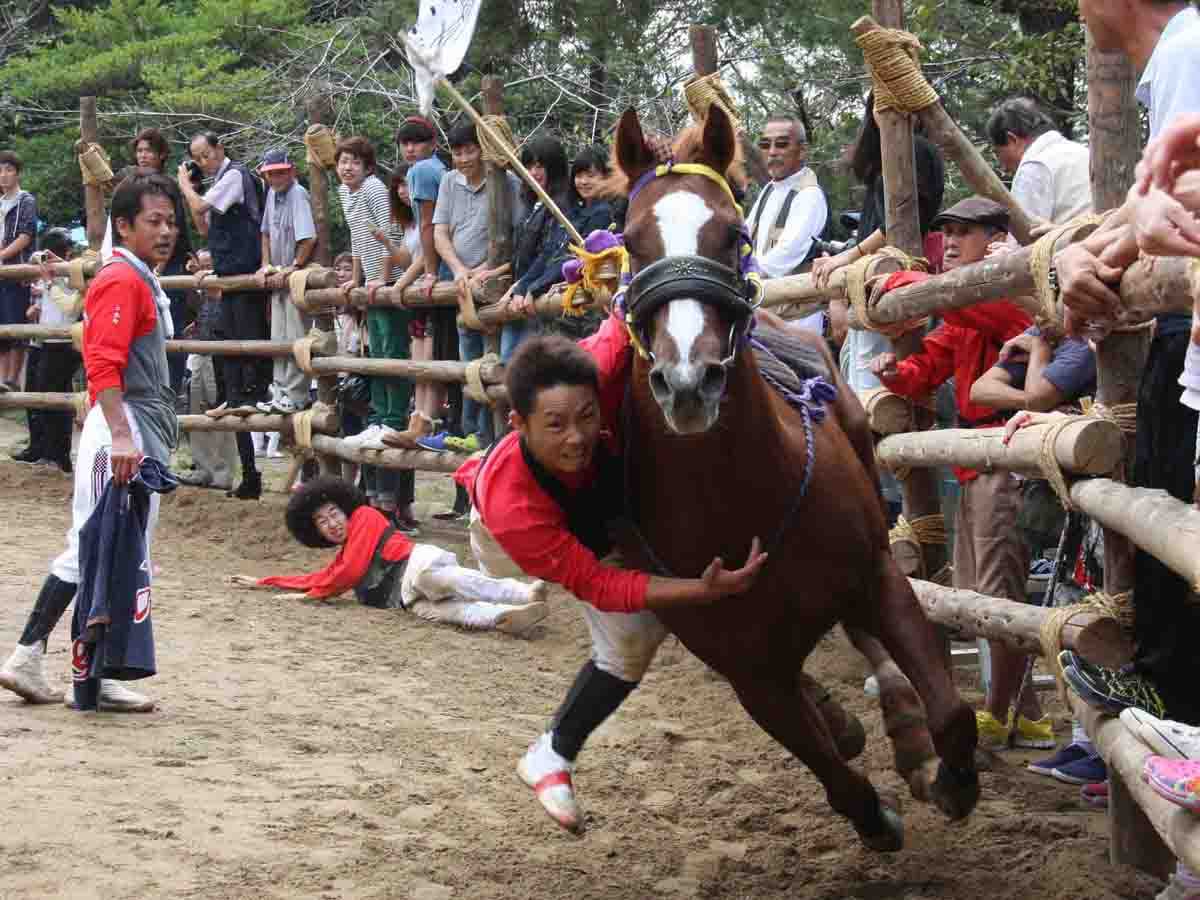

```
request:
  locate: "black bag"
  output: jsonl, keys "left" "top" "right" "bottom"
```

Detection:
{"left": 1017, "top": 477, "right": 1067, "bottom": 555}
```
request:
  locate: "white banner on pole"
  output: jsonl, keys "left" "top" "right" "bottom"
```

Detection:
{"left": 404, "top": 0, "right": 483, "bottom": 116}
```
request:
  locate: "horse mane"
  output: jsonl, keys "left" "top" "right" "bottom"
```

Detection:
{"left": 601, "top": 119, "right": 747, "bottom": 200}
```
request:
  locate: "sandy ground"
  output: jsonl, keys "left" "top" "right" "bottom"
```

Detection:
{"left": 0, "top": 417, "right": 1165, "bottom": 900}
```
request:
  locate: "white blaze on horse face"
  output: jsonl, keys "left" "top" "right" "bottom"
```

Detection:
{"left": 653, "top": 189, "right": 713, "bottom": 365}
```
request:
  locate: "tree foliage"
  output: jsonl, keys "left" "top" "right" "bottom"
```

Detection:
{"left": 0, "top": 0, "right": 1090, "bottom": 237}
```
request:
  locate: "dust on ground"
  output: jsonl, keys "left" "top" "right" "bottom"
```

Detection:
{"left": 0, "top": 418, "right": 1162, "bottom": 900}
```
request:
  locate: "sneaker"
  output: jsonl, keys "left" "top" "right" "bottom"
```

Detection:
{"left": 1080, "top": 780, "right": 1109, "bottom": 809}
{"left": 975, "top": 710, "right": 1052, "bottom": 750}
{"left": 445, "top": 433, "right": 482, "bottom": 453}
{"left": 517, "top": 732, "right": 581, "bottom": 832}
{"left": 416, "top": 431, "right": 453, "bottom": 453}
{"left": 272, "top": 394, "right": 299, "bottom": 415}
{"left": 1052, "top": 752, "right": 1108, "bottom": 785}
{"left": 1059, "top": 650, "right": 1166, "bottom": 717}
{"left": 256, "top": 383, "right": 279, "bottom": 414}
{"left": 11, "top": 446, "right": 41, "bottom": 463}
{"left": 1028, "top": 743, "right": 1091, "bottom": 776}
{"left": 391, "top": 510, "right": 421, "bottom": 535}
{"left": 1143, "top": 757, "right": 1200, "bottom": 813}
{"left": 1011, "top": 714, "right": 1056, "bottom": 749}
{"left": 1121, "top": 708, "right": 1200, "bottom": 761}
{"left": 342, "top": 424, "right": 385, "bottom": 450}
{"left": 975, "top": 711, "right": 1010, "bottom": 750}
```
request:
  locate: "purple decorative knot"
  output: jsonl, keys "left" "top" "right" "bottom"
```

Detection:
{"left": 563, "top": 229, "right": 624, "bottom": 285}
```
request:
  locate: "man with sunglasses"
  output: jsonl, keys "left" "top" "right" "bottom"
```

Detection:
{"left": 745, "top": 115, "right": 828, "bottom": 278}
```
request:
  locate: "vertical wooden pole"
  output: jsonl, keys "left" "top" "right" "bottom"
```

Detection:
{"left": 1086, "top": 29, "right": 1165, "bottom": 876}
{"left": 481, "top": 75, "right": 511, "bottom": 438}
{"left": 304, "top": 90, "right": 341, "bottom": 474}
{"left": 79, "top": 97, "right": 105, "bottom": 253}
{"left": 688, "top": 24, "right": 770, "bottom": 186}
{"left": 870, "top": 0, "right": 948, "bottom": 583}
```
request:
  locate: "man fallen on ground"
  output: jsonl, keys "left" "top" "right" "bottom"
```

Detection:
{"left": 229, "top": 476, "right": 548, "bottom": 634}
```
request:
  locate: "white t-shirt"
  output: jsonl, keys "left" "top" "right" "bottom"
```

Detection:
{"left": 745, "top": 168, "right": 828, "bottom": 278}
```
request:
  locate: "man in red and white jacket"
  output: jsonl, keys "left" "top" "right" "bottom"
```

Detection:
{"left": 869, "top": 196, "right": 1051, "bottom": 751}
{"left": 0, "top": 171, "right": 180, "bottom": 713}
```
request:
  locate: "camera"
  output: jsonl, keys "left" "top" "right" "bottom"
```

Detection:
{"left": 184, "top": 159, "right": 204, "bottom": 190}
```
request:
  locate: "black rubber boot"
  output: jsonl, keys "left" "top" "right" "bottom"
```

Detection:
{"left": 19, "top": 574, "right": 78, "bottom": 646}
{"left": 550, "top": 660, "right": 638, "bottom": 761}
{"left": 229, "top": 469, "right": 262, "bottom": 500}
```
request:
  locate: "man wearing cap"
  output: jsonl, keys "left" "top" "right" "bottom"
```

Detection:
{"left": 745, "top": 114, "right": 828, "bottom": 279}
{"left": 869, "top": 197, "right": 1050, "bottom": 751}
{"left": 255, "top": 149, "right": 317, "bottom": 415}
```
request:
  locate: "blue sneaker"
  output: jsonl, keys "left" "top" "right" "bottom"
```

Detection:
{"left": 417, "top": 431, "right": 452, "bottom": 453}
{"left": 1028, "top": 743, "right": 1090, "bottom": 777}
{"left": 1052, "top": 753, "right": 1107, "bottom": 786}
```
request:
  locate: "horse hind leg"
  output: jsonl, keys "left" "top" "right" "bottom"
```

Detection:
{"left": 730, "top": 673, "right": 903, "bottom": 853}
{"left": 797, "top": 671, "right": 866, "bottom": 761}
{"left": 842, "top": 626, "right": 941, "bottom": 803}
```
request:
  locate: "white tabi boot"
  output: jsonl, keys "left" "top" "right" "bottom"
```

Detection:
{"left": 410, "top": 597, "right": 548, "bottom": 635}
{"left": 517, "top": 731, "right": 582, "bottom": 832}
{"left": 64, "top": 680, "right": 155, "bottom": 712}
{"left": 0, "top": 641, "right": 63, "bottom": 704}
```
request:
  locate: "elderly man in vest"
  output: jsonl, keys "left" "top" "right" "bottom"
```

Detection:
{"left": 987, "top": 98, "right": 1092, "bottom": 226}
{"left": 747, "top": 114, "right": 829, "bottom": 278}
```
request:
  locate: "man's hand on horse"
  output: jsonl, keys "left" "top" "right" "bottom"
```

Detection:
{"left": 698, "top": 537, "right": 768, "bottom": 601}
{"left": 869, "top": 352, "right": 898, "bottom": 380}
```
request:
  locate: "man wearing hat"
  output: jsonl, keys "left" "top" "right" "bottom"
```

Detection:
{"left": 255, "top": 148, "right": 316, "bottom": 415}
{"left": 869, "top": 196, "right": 1050, "bottom": 751}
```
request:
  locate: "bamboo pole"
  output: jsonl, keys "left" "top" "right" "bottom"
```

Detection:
{"left": 79, "top": 98, "right": 106, "bottom": 252}
{"left": 910, "top": 578, "right": 1133, "bottom": 666}
{"left": 849, "top": 18, "right": 1034, "bottom": 245}
{"left": 875, "top": 419, "right": 1124, "bottom": 480}
{"left": 179, "top": 408, "right": 338, "bottom": 434}
{"left": 305, "top": 355, "right": 504, "bottom": 386}
{"left": 1069, "top": 477, "right": 1200, "bottom": 595}
{"left": 0, "top": 392, "right": 79, "bottom": 412}
{"left": 309, "top": 433, "right": 470, "bottom": 474}
{"left": 0, "top": 263, "right": 339, "bottom": 294}
{"left": 1073, "top": 696, "right": 1199, "bottom": 876}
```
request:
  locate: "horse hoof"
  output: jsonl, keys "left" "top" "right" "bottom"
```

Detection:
{"left": 855, "top": 802, "right": 904, "bottom": 853}
{"left": 906, "top": 757, "right": 941, "bottom": 804}
{"left": 836, "top": 714, "right": 867, "bottom": 761}
{"left": 930, "top": 760, "right": 980, "bottom": 821}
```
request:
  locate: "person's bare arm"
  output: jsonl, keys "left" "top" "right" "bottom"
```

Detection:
{"left": 419, "top": 202, "right": 439, "bottom": 277}
{"left": 0, "top": 232, "right": 31, "bottom": 262}
{"left": 642, "top": 538, "right": 768, "bottom": 610}
{"left": 95, "top": 387, "right": 139, "bottom": 484}
{"left": 1021, "top": 337, "right": 1065, "bottom": 412}
{"left": 969, "top": 367, "right": 1028, "bottom": 411}
{"left": 293, "top": 236, "right": 315, "bottom": 269}
{"left": 434, "top": 224, "right": 468, "bottom": 280}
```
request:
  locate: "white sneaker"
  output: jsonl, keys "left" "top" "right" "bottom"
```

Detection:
{"left": 517, "top": 732, "right": 581, "bottom": 832}
{"left": 1121, "top": 707, "right": 1200, "bottom": 761}
{"left": 342, "top": 424, "right": 385, "bottom": 450}
{"left": 65, "top": 680, "right": 155, "bottom": 712}
{"left": 494, "top": 601, "right": 549, "bottom": 635}
{"left": 0, "top": 642, "right": 63, "bottom": 704}
{"left": 864, "top": 675, "right": 880, "bottom": 698}
{"left": 272, "top": 394, "right": 298, "bottom": 415}
{"left": 256, "top": 383, "right": 280, "bottom": 415}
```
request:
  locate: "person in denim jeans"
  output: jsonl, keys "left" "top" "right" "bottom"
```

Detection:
{"left": 432, "top": 122, "right": 522, "bottom": 450}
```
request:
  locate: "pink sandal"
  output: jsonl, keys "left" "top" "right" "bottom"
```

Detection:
{"left": 1143, "top": 756, "right": 1200, "bottom": 813}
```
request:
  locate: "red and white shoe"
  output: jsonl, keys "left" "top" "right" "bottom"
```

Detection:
{"left": 517, "top": 732, "right": 582, "bottom": 832}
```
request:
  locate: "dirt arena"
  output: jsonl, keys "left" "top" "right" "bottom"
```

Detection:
{"left": 0, "top": 418, "right": 1164, "bottom": 900}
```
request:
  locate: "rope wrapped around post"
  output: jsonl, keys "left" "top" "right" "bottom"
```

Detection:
{"left": 464, "top": 352, "right": 501, "bottom": 407}
{"left": 292, "top": 326, "right": 337, "bottom": 375}
{"left": 845, "top": 247, "right": 929, "bottom": 338}
{"left": 304, "top": 124, "right": 339, "bottom": 170}
{"left": 1029, "top": 212, "right": 1111, "bottom": 328}
{"left": 683, "top": 72, "right": 741, "bottom": 129}
{"left": 1082, "top": 397, "right": 1139, "bottom": 436}
{"left": 292, "top": 400, "right": 334, "bottom": 451}
{"left": 888, "top": 513, "right": 948, "bottom": 580}
{"left": 76, "top": 142, "right": 115, "bottom": 187}
{"left": 854, "top": 28, "right": 939, "bottom": 115}
{"left": 478, "top": 115, "right": 517, "bottom": 169}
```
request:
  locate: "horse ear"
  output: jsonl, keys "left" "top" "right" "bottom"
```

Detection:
{"left": 615, "top": 108, "right": 656, "bottom": 182}
{"left": 700, "top": 104, "right": 737, "bottom": 176}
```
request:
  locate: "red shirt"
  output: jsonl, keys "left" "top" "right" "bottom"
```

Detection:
{"left": 258, "top": 506, "right": 414, "bottom": 599}
{"left": 454, "top": 309, "right": 650, "bottom": 612}
{"left": 878, "top": 271, "right": 1031, "bottom": 483}
{"left": 83, "top": 252, "right": 160, "bottom": 403}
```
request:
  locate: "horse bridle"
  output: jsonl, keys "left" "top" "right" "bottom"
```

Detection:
{"left": 617, "top": 162, "right": 764, "bottom": 365}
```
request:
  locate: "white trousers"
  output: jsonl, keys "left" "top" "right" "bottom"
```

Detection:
{"left": 469, "top": 508, "right": 667, "bottom": 681}
{"left": 402, "top": 542, "right": 539, "bottom": 629}
{"left": 50, "top": 403, "right": 159, "bottom": 585}
{"left": 186, "top": 354, "right": 237, "bottom": 488}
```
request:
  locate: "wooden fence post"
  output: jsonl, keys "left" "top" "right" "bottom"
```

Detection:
{"left": 688, "top": 25, "right": 770, "bottom": 186}
{"left": 482, "top": 75, "right": 512, "bottom": 438}
{"left": 1085, "top": 28, "right": 1167, "bottom": 878}
{"left": 79, "top": 98, "right": 105, "bottom": 253}
{"left": 305, "top": 90, "right": 343, "bottom": 474}
{"left": 869, "top": 0, "right": 950, "bottom": 587}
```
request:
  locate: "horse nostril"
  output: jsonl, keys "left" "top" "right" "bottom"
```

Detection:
{"left": 701, "top": 363, "right": 726, "bottom": 396}
{"left": 649, "top": 368, "right": 670, "bottom": 401}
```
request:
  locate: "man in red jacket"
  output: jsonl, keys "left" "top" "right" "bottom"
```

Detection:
{"left": 870, "top": 196, "right": 1051, "bottom": 751}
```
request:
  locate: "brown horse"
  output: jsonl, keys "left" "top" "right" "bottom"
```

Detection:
{"left": 610, "top": 105, "right": 979, "bottom": 851}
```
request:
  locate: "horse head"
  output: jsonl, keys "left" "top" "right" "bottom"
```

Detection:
{"left": 613, "top": 105, "right": 759, "bottom": 435}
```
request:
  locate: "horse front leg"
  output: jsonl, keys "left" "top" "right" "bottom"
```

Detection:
{"left": 729, "top": 672, "right": 904, "bottom": 853}
{"left": 865, "top": 561, "right": 980, "bottom": 821}
{"left": 842, "top": 626, "right": 941, "bottom": 803}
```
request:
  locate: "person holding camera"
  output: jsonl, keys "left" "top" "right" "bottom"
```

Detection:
{"left": 177, "top": 131, "right": 270, "bottom": 500}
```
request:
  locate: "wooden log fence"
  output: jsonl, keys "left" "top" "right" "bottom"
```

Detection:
{"left": 308, "top": 434, "right": 470, "bottom": 474}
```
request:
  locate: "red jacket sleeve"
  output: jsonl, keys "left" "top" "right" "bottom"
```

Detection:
{"left": 83, "top": 267, "right": 156, "bottom": 397}
{"left": 258, "top": 507, "right": 412, "bottom": 599}
{"left": 881, "top": 324, "right": 957, "bottom": 399}
{"left": 942, "top": 299, "right": 1031, "bottom": 343}
{"left": 580, "top": 308, "right": 633, "bottom": 429}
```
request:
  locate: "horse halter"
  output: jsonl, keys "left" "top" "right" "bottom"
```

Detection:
{"left": 618, "top": 161, "right": 764, "bottom": 364}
